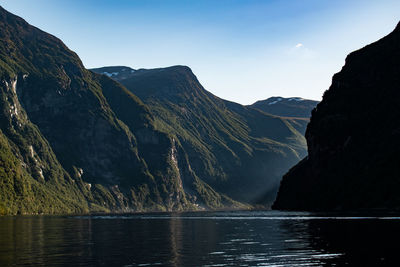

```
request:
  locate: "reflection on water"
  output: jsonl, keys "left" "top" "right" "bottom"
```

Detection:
{"left": 0, "top": 211, "right": 399, "bottom": 266}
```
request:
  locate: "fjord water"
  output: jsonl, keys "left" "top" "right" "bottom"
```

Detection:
{"left": 0, "top": 211, "right": 398, "bottom": 266}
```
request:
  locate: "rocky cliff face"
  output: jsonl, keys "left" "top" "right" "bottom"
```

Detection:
{"left": 0, "top": 74, "right": 89, "bottom": 214}
{"left": 273, "top": 22, "right": 400, "bottom": 211}
{"left": 93, "top": 66, "right": 308, "bottom": 205}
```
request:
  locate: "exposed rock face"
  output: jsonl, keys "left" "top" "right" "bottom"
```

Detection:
{"left": 93, "top": 66, "right": 309, "bottom": 205}
{"left": 273, "top": 22, "right": 400, "bottom": 211}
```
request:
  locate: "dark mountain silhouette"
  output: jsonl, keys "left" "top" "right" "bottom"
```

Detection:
{"left": 273, "top": 21, "right": 400, "bottom": 211}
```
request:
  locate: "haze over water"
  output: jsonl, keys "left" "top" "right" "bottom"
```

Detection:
{"left": 1, "top": 211, "right": 399, "bottom": 266}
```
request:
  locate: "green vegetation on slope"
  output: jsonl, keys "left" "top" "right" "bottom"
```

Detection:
{"left": 0, "top": 5, "right": 244, "bottom": 214}
{"left": 0, "top": 6, "right": 198, "bottom": 214}
{"left": 94, "top": 66, "right": 308, "bottom": 205}
{"left": 0, "top": 4, "right": 310, "bottom": 214}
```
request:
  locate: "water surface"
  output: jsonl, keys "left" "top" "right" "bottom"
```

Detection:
{"left": 0, "top": 211, "right": 399, "bottom": 266}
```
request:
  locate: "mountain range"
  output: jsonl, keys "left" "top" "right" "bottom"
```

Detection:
{"left": 91, "top": 66, "right": 312, "bottom": 205}
{"left": 0, "top": 6, "right": 315, "bottom": 214}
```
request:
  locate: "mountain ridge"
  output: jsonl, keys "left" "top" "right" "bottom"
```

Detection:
{"left": 94, "top": 66, "right": 316, "bottom": 137}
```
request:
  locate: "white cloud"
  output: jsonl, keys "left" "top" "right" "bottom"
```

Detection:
{"left": 285, "top": 43, "right": 318, "bottom": 60}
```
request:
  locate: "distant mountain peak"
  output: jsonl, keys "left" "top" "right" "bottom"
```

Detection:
{"left": 262, "top": 97, "right": 307, "bottom": 106}
{"left": 249, "top": 96, "right": 319, "bottom": 118}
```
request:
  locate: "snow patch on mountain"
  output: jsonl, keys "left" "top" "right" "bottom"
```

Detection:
{"left": 102, "top": 71, "right": 119, "bottom": 77}
{"left": 268, "top": 97, "right": 283, "bottom": 105}
{"left": 288, "top": 97, "right": 304, "bottom": 102}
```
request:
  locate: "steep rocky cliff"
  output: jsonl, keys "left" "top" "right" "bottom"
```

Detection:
{"left": 273, "top": 22, "right": 400, "bottom": 211}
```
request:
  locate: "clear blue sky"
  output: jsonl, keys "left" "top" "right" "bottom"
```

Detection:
{"left": 1, "top": 0, "right": 399, "bottom": 104}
